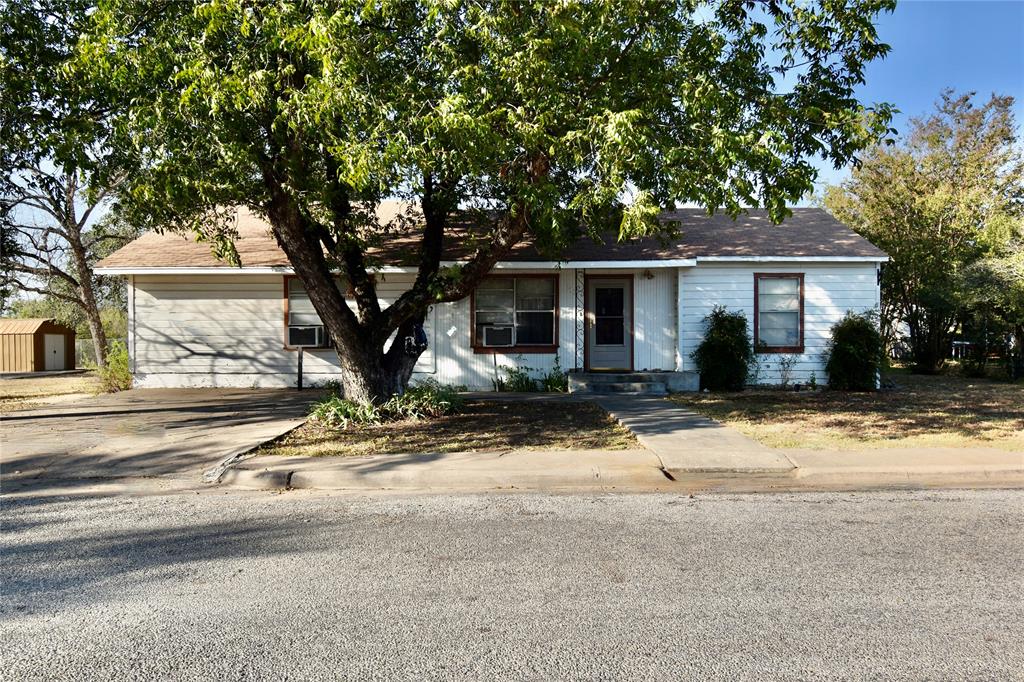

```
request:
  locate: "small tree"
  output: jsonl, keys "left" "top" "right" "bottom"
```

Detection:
{"left": 825, "top": 312, "right": 884, "bottom": 391}
{"left": 692, "top": 306, "right": 753, "bottom": 391}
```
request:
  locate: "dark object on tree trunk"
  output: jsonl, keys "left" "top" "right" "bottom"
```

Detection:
{"left": 405, "top": 323, "right": 429, "bottom": 357}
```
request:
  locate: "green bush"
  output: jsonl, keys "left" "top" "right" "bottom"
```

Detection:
{"left": 98, "top": 341, "right": 132, "bottom": 392}
{"left": 825, "top": 311, "right": 884, "bottom": 391}
{"left": 691, "top": 306, "right": 753, "bottom": 391}
{"left": 311, "top": 379, "right": 464, "bottom": 428}
{"left": 540, "top": 357, "right": 569, "bottom": 392}
{"left": 498, "top": 364, "right": 539, "bottom": 392}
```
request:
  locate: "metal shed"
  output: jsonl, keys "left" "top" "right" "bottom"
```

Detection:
{"left": 0, "top": 318, "right": 76, "bottom": 372}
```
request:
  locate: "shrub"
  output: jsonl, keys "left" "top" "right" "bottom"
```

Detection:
{"left": 98, "top": 341, "right": 132, "bottom": 392}
{"left": 499, "top": 364, "right": 539, "bottom": 392}
{"left": 310, "top": 379, "right": 464, "bottom": 428}
{"left": 825, "top": 311, "right": 884, "bottom": 391}
{"left": 539, "top": 357, "right": 569, "bottom": 392}
{"left": 776, "top": 353, "right": 799, "bottom": 388}
{"left": 691, "top": 306, "right": 754, "bottom": 391}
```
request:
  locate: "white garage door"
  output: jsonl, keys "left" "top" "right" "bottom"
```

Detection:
{"left": 44, "top": 334, "right": 65, "bottom": 371}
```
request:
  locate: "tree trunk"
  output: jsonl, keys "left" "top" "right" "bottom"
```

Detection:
{"left": 65, "top": 200, "right": 108, "bottom": 368}
{"left": 334, "top": 318, "right": 426, "bottom": 403}
{"left": 83, "top": 299, "right": 108, "bottom": 368}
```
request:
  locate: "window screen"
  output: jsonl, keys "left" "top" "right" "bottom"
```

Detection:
{"left": 757, "top": 276, "right": 801, "bottom": 349}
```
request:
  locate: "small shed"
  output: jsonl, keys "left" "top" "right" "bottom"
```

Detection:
{"left": 0, "top": 318, "right": 76, "bottom": 372}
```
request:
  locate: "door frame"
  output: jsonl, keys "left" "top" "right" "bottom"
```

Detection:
{"left": 583, "top": 274, "right": 634, "bottom": 371}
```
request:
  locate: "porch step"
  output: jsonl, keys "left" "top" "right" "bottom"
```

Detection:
{"left": 580, "top": 381, "right": 668, "bottom": 395}
{"left": 578, "top": 372, "right": 670, "bottom": 383}
{"left": 568, "top": 370, "right": 699, "bottom": 395}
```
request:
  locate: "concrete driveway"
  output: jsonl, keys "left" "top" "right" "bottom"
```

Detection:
{"left": 1, "top": 389, "right": 319, "bottom": 491}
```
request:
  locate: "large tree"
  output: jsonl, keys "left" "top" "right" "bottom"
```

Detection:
{"left": 826, "top": 91, "right": 1024, "bottom": 373}
{"left": 79, "top": 0, "right": 895, "bottom": 402}
{"left": 0, "top": 0, "right": 135, "bottom": 368}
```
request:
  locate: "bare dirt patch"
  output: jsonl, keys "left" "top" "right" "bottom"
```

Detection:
{"left": 670, "top": 371, "right": 1023, "bottom": 451}
{"left": 0, "top": 372, "right": 101, "bottom": 412}
{"left": 259, "top": 399, "right": 639, "bottom": 458}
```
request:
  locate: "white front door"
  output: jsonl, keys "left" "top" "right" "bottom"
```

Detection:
{"left": 586, "top": 277, "right": 633, "bottom": 371}
{"left": 44, "top": 334, "right": 65, "bottom": 371}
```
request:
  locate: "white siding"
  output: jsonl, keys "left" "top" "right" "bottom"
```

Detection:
{"left": 130, "top": 262, "right": 876, "bottom": 390}
{"left": 679, "top": 263, "right": 879, "bottom": 384}
{"left": 428, "top": 270, "right": 577, "bottom": 389}
{"left": 632, "top": 268, "right": 677, "bottom": 371}
{"left": 132, "top": 274, "right": 434, "bottom": 388}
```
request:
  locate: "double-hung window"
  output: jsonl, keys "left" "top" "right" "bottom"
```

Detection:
{"left": 286, "top": 278, "right": 331, "bottom": 348}
{"left": 473, "top": 276, "right": 557, "bottom": 351}
{"left": 754, "top": 274, "right": 804, "bottom": 352}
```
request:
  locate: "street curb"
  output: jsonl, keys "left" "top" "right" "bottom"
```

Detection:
{"left": 217, "top": 460, "right": 1024, "bottom": 493}
{"left": 219, "top": 461, "right": 672, "bottom": 491}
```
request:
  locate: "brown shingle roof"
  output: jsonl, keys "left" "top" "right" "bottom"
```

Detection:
{"left": 96, "top": 206, "right": 886, "bottom": 270}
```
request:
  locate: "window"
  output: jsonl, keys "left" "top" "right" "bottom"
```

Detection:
{"left": 754, "top": 274, "right": 804, "bottom": 352}
{"left": 473, "top": 276, "right": 557, "bottom": 351}
{"left": 286, "top": 278, "right": 331, "bottom": 348}
{"left": 593, "top": 287, "right": 625, "bottom": 345}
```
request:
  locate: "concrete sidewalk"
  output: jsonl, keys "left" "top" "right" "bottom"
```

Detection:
{"left": 592, "top": 395, "right": 795, "bottom": 474}
{"left": 787, "top": 448, "right": 1024, "bottom": 488}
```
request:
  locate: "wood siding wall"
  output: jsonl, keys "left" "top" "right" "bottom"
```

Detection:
{"left": 130, "top": 263, "right": 877, "bottom": 390}
{"left": 679, "top": 263, "right": 879, "bottom": 384}
{"left": 1, "top": 333, "right": 36, "bottom": 372}
{"left": 132, "top": 274, "right": 433, "bottom": 388}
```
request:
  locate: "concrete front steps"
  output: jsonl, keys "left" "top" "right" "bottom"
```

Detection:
{"left": 568, "top": 371, "right": 698, "bottom": 395}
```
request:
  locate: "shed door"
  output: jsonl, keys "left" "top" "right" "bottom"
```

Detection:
{"left": 44, "top": 334, "right": 65, "bottom": 371}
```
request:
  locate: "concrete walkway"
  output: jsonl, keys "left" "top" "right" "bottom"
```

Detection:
{"left": 1, "top": 388, "right": 319, "bottom": 492}
{"left": 592, "top": 395, "right": 795, "bottom": 475}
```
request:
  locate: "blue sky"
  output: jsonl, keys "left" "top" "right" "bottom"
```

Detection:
{"left": 810, "top": 0, "right": 1024, "bottom": 193}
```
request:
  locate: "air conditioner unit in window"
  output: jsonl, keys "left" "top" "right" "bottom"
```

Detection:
{"left": 482, "top": 325, "right": 514, "bottom": 347}
{"left": 288, "top": 325, "right": 325, "bottom": 348}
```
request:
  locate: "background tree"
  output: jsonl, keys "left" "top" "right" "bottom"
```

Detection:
{"left": 80, "top": 0, "right": 895, "bottom": 402}
{"left": 826, "top": 91, "right": 1024, "bottom": 373}
{"left": 0, "top": 0, "right": 135, "bottom": 368}
{"left": 959, "top": 246, "right": 1024, "bottom": 378}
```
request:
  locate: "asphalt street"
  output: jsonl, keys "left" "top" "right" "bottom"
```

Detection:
{"left": 1, "top": 488, "right": 1021, "bottom": 680}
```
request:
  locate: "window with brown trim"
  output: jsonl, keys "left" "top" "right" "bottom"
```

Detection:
{"left": 754, "top": 273, "right": 804, "bottom": 353}
{"left": 472, "top": 275, "right": 558, "bottom": 353}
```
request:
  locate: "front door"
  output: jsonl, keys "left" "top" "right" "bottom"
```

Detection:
{"left": 44, "top": 334, "right": 65, "bottom": 371}
{"left": 586, "top": 277, "right": 632, "bottom": 371}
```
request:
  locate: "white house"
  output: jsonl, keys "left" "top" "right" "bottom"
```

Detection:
{"left": 95, "top": 207, "right": 886, "bottom": 392}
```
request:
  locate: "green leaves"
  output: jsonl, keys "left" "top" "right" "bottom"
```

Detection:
{"left": 77, "top": 0, "right": 895, "bottom": 246}
{"left": 825, "top": 90, "right": 1024, "bottom": 372}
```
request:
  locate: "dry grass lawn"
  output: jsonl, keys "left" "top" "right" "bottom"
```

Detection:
{"left": 0, "top": 372, "right": 101, "bottom": 412}
{"left": 260, "top": 399, "right": 639, "bottom": 458}
{"left": 670, "top": 370, "right": 1023, "bottom": 451}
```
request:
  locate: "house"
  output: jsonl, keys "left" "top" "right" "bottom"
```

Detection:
{"left": 94, "top": 207, "right": 886, "bottom": 392}
{"left": 0, "top": 318, "right": 76, "bottom": 373}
